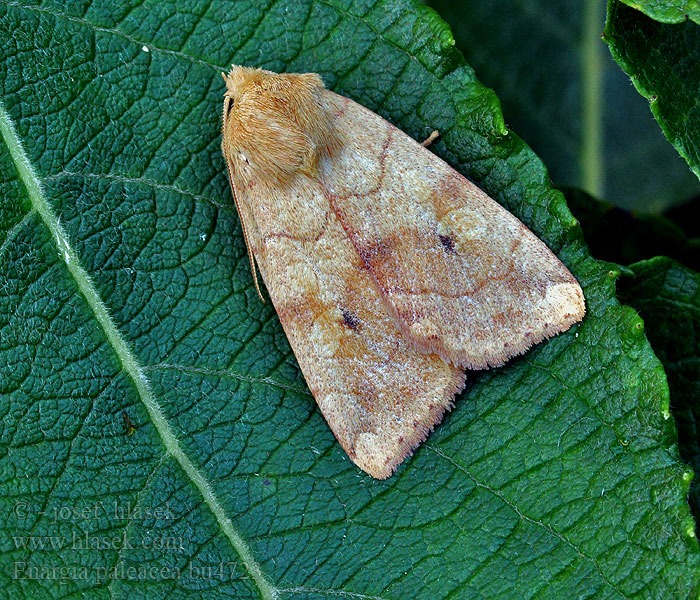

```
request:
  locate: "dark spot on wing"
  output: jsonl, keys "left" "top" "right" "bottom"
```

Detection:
{"left": 439, "top": 234, "right": 456, "bottom": 253}
{"left": 342, "top": 308, "right": 360, "bottom": 331}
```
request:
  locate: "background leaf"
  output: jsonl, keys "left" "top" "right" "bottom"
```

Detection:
{"left": 425, "top": 0, "right": 700, "bottom": 212}
{"left": 565, "top": 187, "right": 700, "bottom": 270}
{"left": 1, "top": 1, "right": 698, "bottom": 599}
{"left": 605, "top": 0, "right": 700, "bottom": 184}
{"left": 618, "top": 257, "right": 700, "bottom": 529}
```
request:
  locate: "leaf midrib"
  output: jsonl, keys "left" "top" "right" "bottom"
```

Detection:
{"left": 0, "top": 100, "right": 278, "bottom": 600}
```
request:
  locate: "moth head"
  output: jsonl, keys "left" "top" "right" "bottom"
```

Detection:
{"left": 221, "top": 65, "right": 341, "bottom": 185}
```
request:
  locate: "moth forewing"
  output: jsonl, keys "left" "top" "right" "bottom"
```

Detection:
{"left": 220, "top": 65, "right": 585, "bottom": 479}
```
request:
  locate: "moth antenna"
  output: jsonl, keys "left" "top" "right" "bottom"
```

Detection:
{"left": 221, "top": 92, "right": 265, "bottom": 303}
{"left": 225, "top": 156, "right": 265, "bottom": 303}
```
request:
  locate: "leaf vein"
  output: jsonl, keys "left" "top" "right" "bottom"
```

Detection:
{"left": 426, "top": 444, "right": 629, "bottom": 599}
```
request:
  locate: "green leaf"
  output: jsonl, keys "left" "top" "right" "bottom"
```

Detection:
{"left": 564, "top": 187, "right": 700, "bottom": 270}
{"left": 0, "top": 1, "right": 698, "bottom": 599}
{"left": 618, "top": 257, "right": 700, "bottom": 530}
{"left": 618, "top": 0, "right": 700, "bottom": 24}
{"left": 605, "top": 0, "right": 700, "bottom": 183}
{"left": 425, "top": 0, "right": 700, "bottom": 212}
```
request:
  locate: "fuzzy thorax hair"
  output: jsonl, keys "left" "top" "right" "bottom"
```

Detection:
{"left": 222, "top": 66, "right": 341, "bottom": 185}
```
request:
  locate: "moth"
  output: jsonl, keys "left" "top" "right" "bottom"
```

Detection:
{"left": 220, "top": 65, "right": 585, "bottom": 479}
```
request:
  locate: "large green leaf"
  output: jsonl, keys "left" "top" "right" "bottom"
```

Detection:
{"left": 425, "top": 0, "right": 700, "bottom": 212}
{"left": 1, "top": 1, "right": 698, "bottom": 599}
{"left": 618, "top": 257, "right": 700, "bottom": 528}
{"left": 619, "top": 0, "right": 700, "bottom": 24}
{"left": 605, "top": 0, "right": 700, "bottom": 183}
